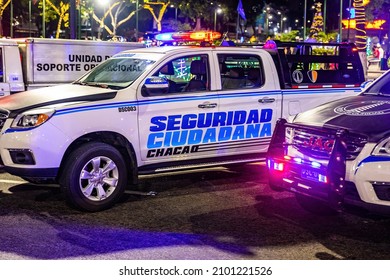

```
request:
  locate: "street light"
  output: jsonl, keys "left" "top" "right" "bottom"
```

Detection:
{"left": 70, "top": 0, "right": 77, "bottom": 39}
{"left": 42, "top": 0, "right": 46, "bottom": 37}
{"left": 281, "top": 17, "right": 287, "bottom": 33}
{"left": 10, "top": 0, "right": 13, "bottom": 37}
{"left": 339, "top": 0, "right": 343, "bottom": 41}
{"left": 98, "top": 0, "right": 110, "bottom": 40}
{"left": 130, "top": 0, "right": 139, "bottom": 40}
{"left": 170, "top": 4, "right": 178, "bottom": 22}
{"left": 323, "top": 0, "right": 327, "bottom": 33}
{"left": 214, "top": 8, "right": 222, "bottom": 31}
{"left": 347, "top": 0, "right": 352, "bottom": 41}
{"left": 277, "top": 11, "right": 287, "bottom": 34}
{"left": 303, "top": 0, "right": 307, "bottom": 39}
{"left": 266, "top": 15, "right": 272, "bottom": 36}
{"left": 29, "top": 0, "right": 32, "bottom": 37}
{"left": 264, "top": 7, "right": 271, "bottom": 36}
{"left": 136, "top": 0, "right": 139, "bottom": 41}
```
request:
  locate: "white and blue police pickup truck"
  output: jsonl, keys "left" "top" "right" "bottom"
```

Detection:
{"left": 267, "top": 70, "right": 390, "bottom": 216}
{"left": 0, "top": 38, "right": 365, "bottom": 211}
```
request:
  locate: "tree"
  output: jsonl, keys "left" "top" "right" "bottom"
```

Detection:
{"left": 242, "top": 0, "right": 264, "bottom": 31}
{"left": 355, "top": 0, "right": 367, "bottom": 51}
{"left": 91, "top": 0, "right": 138, "bottom": 38}
{"left": 161, "top": 18, "right": 192, "bottom": 32}
{"left": 316, "top": 31, "right": 337, "bottom": 43}
{"left": 309, "top": 2, "right": 323, "bottom": 38}
{"left": 35, "top": 0, "right": 69, "bottom": 38}
{"left": 365, "top": 0, "right": 390, "bottom": 21}
{"left": 0, "top": 0, "right": 11, "bottom": 36}
{"left": 174, "top": 0, "right": 233, "bottom": 31}
{"left": 174, "top": 0, "right": 210, "bottom": 30}
{"left": 44, "top": 0, "right": 69, "bottom": 38}
{"left": 143, "top": 0, "right": 170, "bottom": 32}
{"left": 275, "top": 30, "right": 299, "bottom": 41}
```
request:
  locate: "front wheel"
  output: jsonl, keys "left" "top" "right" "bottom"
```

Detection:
{"left": 60, "top": 142, "right": 128, "bottom": 211}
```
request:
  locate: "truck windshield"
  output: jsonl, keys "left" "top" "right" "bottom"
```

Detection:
{"left": 76, "top": 57, "right": 155, "bottom": 89}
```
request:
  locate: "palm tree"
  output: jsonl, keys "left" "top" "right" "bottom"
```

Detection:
{"left": 354, "top": 0, "right": 366, "bottom": 52}
{"left": 354, "top": 0, "right": 368, "bottom": 76}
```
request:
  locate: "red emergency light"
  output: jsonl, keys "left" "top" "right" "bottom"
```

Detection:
{"left": 170, "top": 31, "right": 221, "bottom": 42}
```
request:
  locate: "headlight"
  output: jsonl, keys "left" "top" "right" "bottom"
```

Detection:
{"left": 11, "top": 109, "right": 55, "bottom": 129}
{"left": 372, "top": 137, "right": 390, "bottom": 156}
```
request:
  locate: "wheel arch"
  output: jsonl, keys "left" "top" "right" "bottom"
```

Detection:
{"left": 57, "top": 131, "right": 138, "bottom": 186}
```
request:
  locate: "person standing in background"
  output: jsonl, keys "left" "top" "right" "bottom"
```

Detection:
{"left": 376, "top": 43, "right": 384, "bottom": 59}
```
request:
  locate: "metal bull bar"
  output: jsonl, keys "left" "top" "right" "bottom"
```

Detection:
{"left": 266, "top": 118, "right": 348, "bottom": 211}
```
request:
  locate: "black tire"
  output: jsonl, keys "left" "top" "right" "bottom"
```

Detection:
{"left": 267, "top": 171, "right": 284, "bottom": 192}
{"left": 268, "top": 181, "right": 284, "bottom": 192}
{"left": 60, "top": 142, "right": 128, "bottom": 212}
{"left": 295, "top": 194, "right": 338, "bottom": 216}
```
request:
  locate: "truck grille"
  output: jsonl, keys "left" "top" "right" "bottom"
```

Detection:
{"left": 289, "top": 128, "right": 335, "bottom": 159}
{"left": 289, "top": 127, "right": 367, "bottom": 160}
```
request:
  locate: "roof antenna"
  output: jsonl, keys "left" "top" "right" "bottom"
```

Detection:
{"left": 220, "top": 32, "right": 235, "bottom": 47}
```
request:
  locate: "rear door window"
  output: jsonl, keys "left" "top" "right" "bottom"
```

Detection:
{"left": 217, "top": 54, "right": 265, "bottom": 90}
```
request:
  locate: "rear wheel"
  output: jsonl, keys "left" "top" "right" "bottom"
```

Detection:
{"left": 267, "top": 170, "right": 284, "bottom": 192}
{"left": 295, "top": 194, "right": 338, "bottom": 216}
{"left": 60, "top": 142, "right": 128, "bottom": 212}
{"left": 268, "top": 181, "right": 284, "bottom": 192}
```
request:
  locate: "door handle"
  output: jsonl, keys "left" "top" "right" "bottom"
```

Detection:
{"left": 258, "top": 97, "right": 275, "bottom": 103}
{"left": 198, "top": 103, "right": 217, "bottom": 109}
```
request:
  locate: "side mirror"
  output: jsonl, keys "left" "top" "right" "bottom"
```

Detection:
{"left": 360, "top": 80, "right": 373, "bottom": 90}
{"left": 142, "top": 77, "right": 169, "bottom": 96}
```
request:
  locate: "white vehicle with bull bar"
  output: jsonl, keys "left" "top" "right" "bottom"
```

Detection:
{"left": 0, "top": 34, "right": 366, "bottom": 211}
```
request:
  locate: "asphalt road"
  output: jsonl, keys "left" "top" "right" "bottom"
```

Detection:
{"left": 0, "top": 163, "right": 390, "bottom": 260}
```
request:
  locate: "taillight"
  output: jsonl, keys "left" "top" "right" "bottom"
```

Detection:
{"left": 267, "top": 159, "right": 284, "bottom": 171}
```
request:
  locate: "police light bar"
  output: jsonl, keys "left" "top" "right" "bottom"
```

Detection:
{"left": 155, "top": 33, "right": 174, "bottom": 42}
{"left": 189, "top": 31, "right": 221, "bottom": 41}
{"left": 165, "top": 31, "right": 222, "bottom": 42}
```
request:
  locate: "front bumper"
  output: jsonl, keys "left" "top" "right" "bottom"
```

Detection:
{"left": 3, "top": 165, "right": 59, "bottom": 179}
{"left": 267, "top": 119, "right": 390, "bottom": 216}
{"left": 0, "top": 119, "right": 68, "bottom": 180}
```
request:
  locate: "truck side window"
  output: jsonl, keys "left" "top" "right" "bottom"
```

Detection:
{"left": 0, "top": 48, "right": 3, "bottom": 83}
{"left": 285, "top": 44, "right": 365, "bottom": 85}
{"left": 218, "top": 54, "right": 264, "bottom": 90}
{"left": 149, "top": 54, "right": 210, "bottom": 95}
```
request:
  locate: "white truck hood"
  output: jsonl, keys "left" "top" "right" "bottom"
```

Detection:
{"left": 0, "top": 84, "right": 116, "bottom": 116}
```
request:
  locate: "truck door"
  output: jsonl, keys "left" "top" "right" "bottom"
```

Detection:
{"left": 137, "top": 52, "right": 221, "bottom": 163}
{"left": 0, "top": 47, "right": 10, "bottom": 97}
{"left": 213, "top": 51, "right": 281, "bottom": 157}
